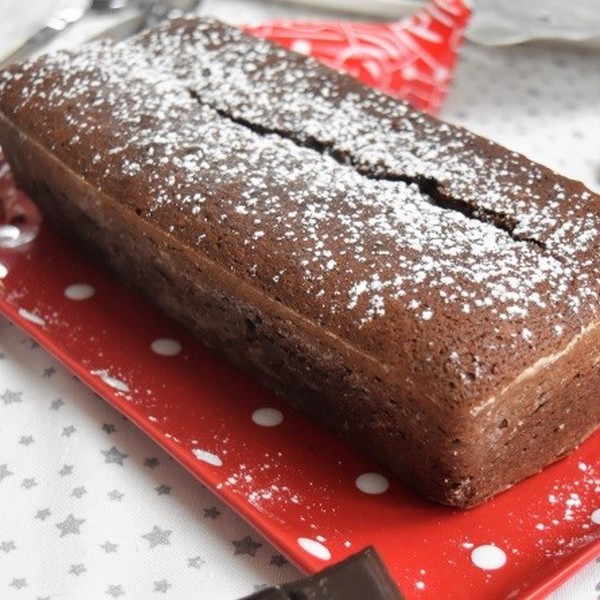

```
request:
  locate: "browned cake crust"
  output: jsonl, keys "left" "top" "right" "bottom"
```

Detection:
{"left": 1, "top": 17, "right": 600, "bottom": 507}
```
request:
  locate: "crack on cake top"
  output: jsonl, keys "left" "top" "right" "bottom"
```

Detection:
{"left": 186, "top": 87, "right": 558, "bottom": 261}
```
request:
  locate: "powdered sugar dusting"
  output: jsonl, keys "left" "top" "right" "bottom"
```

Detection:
{"left": 216, "top": 460, "right": 303, "bottom": 513}
{"left": 528, "top": 460, "right": 600, "bottom": 558}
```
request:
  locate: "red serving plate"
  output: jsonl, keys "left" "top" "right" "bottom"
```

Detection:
{"left": 1, "top": 159, "right": 599, "bottom": 599}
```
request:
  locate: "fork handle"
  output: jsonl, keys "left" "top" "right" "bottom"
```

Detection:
{"left": 0, "top": 16, "right": 79, "bottom": 68}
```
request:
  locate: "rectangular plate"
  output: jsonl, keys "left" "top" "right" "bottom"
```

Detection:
{"left": 1, "top": 159, "right": 599, "bottom": 599}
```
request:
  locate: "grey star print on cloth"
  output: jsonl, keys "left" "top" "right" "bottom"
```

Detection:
{"left": 101, "top": 445, "right": 129, "bottom": 466}
{"left": 142, "top": 526, "right": 172, "bottom": 549}
{"left": 0, "top": 464, "right": 14, "bottom": 482}
{"left": 56, "top": 514, "right": 85, "bottom": 537}
{"left": 0, "top": 318, "right": 300, "bottom": 598}
{"left": 1, "top": 389, "right": 22, "bottom": 405}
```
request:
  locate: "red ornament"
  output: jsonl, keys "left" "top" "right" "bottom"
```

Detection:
{"left": 245, "top": 0, "right": 471, "bottom": 114}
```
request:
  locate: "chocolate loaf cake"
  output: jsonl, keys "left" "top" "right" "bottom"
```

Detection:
{"left": 1, "top": 17, "right": 600, "bottom": 507}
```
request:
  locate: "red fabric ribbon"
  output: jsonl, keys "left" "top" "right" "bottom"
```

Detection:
{"left": 245, "top": 0, "right": 471, "bottom": 114}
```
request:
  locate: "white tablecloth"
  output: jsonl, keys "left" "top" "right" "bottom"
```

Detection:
{"left": 1, "top": 1, "right": 599, "bottom": 598}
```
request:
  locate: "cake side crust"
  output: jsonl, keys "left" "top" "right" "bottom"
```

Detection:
{"left": 2, "top": 18, "right": 600, "bottom": 507}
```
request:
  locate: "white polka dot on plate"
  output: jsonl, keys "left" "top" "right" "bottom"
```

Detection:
{"left": 192, "top": 448, "right": 223, "bottom": 467}
{"left": 471, "top": 544, "right": 507, "bottom": 570}
{"left": 297, "top": 537, "right": 331, "bottom": 560}
{"left": 17, "top": 307, "right": 46, "bottom": 326}
{"left": 96, "top": 371, "right": 130, "bottom": 393}
{"left": 0, "top": 262, "right": 7, "bottom": 278}
{"left": 151, "top": 338, "right": 182, "bottom": 357}
{"left": 64, "top": 283, "right": 95, "bottom": 300}
{"left": 591, "top": 508, "right": 600, "bottom": 524}
{"left": 355, "top": 472, "right": 389, "bottom": 495}
{"left": 252, "top": 408, "right": 283, "bottom": 427}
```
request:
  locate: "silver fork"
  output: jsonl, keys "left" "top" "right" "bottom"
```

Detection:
{"left": 0, "top": 0, "right": 136, "bottom": 68}
{"left": 1, "top": 0, "right": 203, "bottom": 63}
